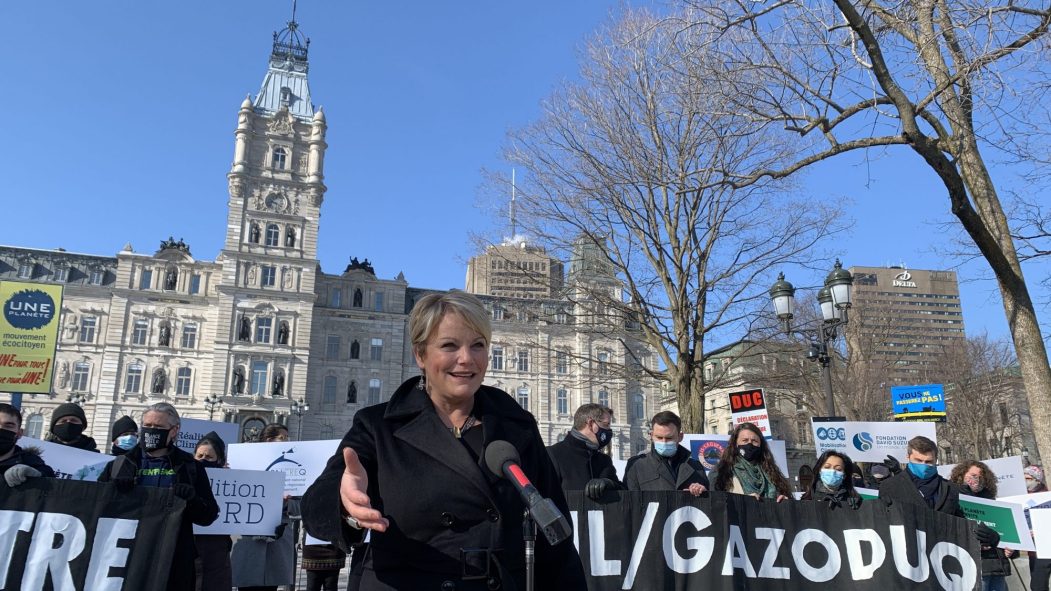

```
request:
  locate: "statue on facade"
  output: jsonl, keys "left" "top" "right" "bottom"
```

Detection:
{"left": 58, "top": 362, "right": 69, "bottom": 389}
{"left": 238, "top": 316, "right": 251, "bottom": 341}
{"left": 232, "top": 366, "right": 245, "bottom": 394}
{"left": 278, "top": 321, "right": 290, "bottom": 345}
{"left": 347, "top": 381, "right": 357, "bottom": 404}
{"left": 285, "top": 227, "right": 296, "bottom": 248}
{"left": 272, "top": 370, "right": 285, "bottom": 397}
{"left": 159, "top": 323, "right": 172, "bottom": 347}
{"left": 164, "top": 268, "right": 178, "bottom": 290}
{"left": 353, "top": 288, "right": 363, "bottom": 308}
{"left": 344, "top": 257, "right": 377, "bottom": 276}
{"left": 159, "top": 236, "right": 191, "bottom": 254}
{"left": 350, "top": 339, "right": 360, "bottom": 359}
{"left": 151, "top": 369, "right": 166, "bottom": 394}
{"left": 249, "top": 223, "right": 261, "bottom": 243}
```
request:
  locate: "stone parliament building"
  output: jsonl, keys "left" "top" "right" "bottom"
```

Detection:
{"left": 0, "top": 19, "right": 658, "bottom": 458}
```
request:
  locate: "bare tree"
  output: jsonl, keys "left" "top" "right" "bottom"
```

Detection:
{"left": 493, "top": 9, "right": 845, "bottom": 431}
{"left": 674, "top": 0, "right": 1051, "bottom": 458}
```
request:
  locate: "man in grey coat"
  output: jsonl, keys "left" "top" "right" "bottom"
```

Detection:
{"left": 624, "top": 411, "right": 709, "bottom": 496}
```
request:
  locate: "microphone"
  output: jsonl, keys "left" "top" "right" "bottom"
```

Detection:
{"left": 484, "top": 440, "right": 572, "bottom": 546}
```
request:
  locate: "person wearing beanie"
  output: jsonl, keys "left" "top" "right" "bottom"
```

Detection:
{"left": 46, "top": 403, "right": 98, "bottom": 452}
{"left": 1025, "top": 465, "right": 1046, "bottom": 493}
{"left": 194, "top": 432, "right": 231, "bottom": 591}
{"left": 110, "top": 416, "right": 138, "bottom": 456}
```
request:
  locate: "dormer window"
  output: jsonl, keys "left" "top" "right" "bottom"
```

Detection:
{"left": 280, "top": 87, "right": 292, "bottom": 107}
{"left": 17, "top": 262, "right": 33, "bottom": 279}
{"left": 272, "top": 147, "right": 288, "bottom": 170}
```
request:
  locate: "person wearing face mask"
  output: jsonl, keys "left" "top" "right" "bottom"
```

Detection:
{"left": 193, "top": 432, "right": 232, "bottom": 591}
{"left": 802, "top": 451, "right": 862, "bottom": 508}
{"left": 98, "top": 403, "right": 219, "bottom": 591}
{"left": 713, "top": 423, "right": 793, "bottom": 502}
{"left": 109, "top": 415, "right": 138, "bottom": 456}
{"left": 547, "top": 403, "right": 624, "bottom": 501}
{"left": 45, "top": 402, "right": 98, "bottom": 452}
{"left": 0, "top": 403, "right": 55, "bottom": 486}
{"left": 949, "top": 461, "right": 1012, "bottom": 591}
{"left": 623, "top": 411, "right": 709, "bottom": 496}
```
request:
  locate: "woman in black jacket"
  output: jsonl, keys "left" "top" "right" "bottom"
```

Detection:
{"left": 801, "top": 451, "right": 862, "bottom": 509}
{"left": 712, "top": 422, "right": 792, "bottom": 501}
{"left": 950, "top": 460, "right": 1012, "bottom": 591}
{"left": 302, "top": 291, "right": 586, "bottom": 590}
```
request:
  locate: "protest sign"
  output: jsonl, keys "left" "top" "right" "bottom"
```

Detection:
{"left": 193, "top": 468, "right": 285, "bottom": 536}
{"left": 810, "top": 419, "right": 936, "bottom": 462}
{"left": 0, "top": 281, "right": 63, "bottom": 393}
{"left": 937, "top": 456, "right": 1027, "bottom": 498}
{"left": 682, "top": 434, "right": 788, "bottom": 475}
{"left": 891, "top": 383, "right": 947, "bottom": 422}
{"left": 958, "top": 493, "right": 1034, "bottom": 552}
{"left": 175, "top": 417, "right": 241, "bottom": 454}
{"left": 1030, "top": 509, "right": 1051, "bottom": 559}
{"left": 19, "top": 436, "right": 110, "bottom": 481}
{"left": 727, "top": 388, "right": 771, "bottom": 437}
{"left": 0, "top": 477, "right": 183, "bottom": 589}
{"left": 227, "top": 439, "right": 340, "bottom": 496}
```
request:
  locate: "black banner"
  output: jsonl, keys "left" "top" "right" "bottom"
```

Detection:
{"left": 0, "top": 478, "right": 185, "bottom": 590}
{"left": 567, "top": 491, "right": 981, "bottom": 591}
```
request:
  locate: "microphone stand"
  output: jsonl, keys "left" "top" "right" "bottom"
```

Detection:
{"left": 523, "top": 509, "right": 536, "bottom": 591}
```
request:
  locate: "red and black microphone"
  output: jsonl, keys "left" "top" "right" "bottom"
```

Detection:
{"left": 484, "top": 440, "right": 572, "bottom": 545}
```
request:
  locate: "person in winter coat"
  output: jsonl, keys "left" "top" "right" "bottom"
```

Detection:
{"left": 801, "top": 451, "right": 862, "bottom": 508}
{"left": 1024, "top": 465, "right": 1051, "bottom": 591}
{"left": 712, "top": 422, "right": 792, "bottom": 501}
{"left": 950, "top": 460, "right": 1012, "bottom": 591}
{"left": 98, "top": 403, "right": 219, "bottom": 591}
{"left": 110, "top": 415, "right": 138, "bottom": 456}
{"left": 302, "top": 291, "right": 587, "bottom": 590}
{"left": 623, "top": 411, "right": 708, "bottom": 496}
{"left": 193, "top": 432, "right": 232, "bottom": 591}
{"left": 0, "top": 403, "right": 55, "bottom": 485}
{"left": 45, "top": 402, "right": 98, "bottom": 451}
{"left": 547, "top": 403, "right": 623, "bottom": 500}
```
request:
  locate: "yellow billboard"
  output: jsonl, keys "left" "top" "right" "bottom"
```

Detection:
{"left": 0, "top": 281, "right": 64, "bottom": 393}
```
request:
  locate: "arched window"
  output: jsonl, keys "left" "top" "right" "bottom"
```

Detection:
{"left": 598, "top": 389, "right": 610, "bottom": 408}
{"left": 272, "top": 147, "right": 287, "bottom": 170}
{"left": 556, "top": 388, "right": 568, "bottom": 415}
{"left": 125, "top": 363, "right": 144, "bottom": 393}
{"left": 175, "top": 367, "right": 192, "bottom": 396}
{"left": 265, "top": 224, "right": 281, "bottom": 247}
{"left": 632, "top": 393, "right": 645, "bottom": 421}
{"left": 350, "top": 340, "right": 360, "bottom": 360}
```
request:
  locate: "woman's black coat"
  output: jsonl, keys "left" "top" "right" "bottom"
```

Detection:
{"left": 302, "top": 377, "right": 587, "bottom": 591}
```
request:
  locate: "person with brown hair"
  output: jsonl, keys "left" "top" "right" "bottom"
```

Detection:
{"left": 623, "top": 411, "right": 708, "bottom": 495}
{"left": 712, "top": 422, "right": 792, "bottom": 501}
{"left": 950, "top": 460, "right": 1012, "bottom": 591}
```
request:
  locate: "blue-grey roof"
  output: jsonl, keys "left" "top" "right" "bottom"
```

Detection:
{"left": 254, "top": 58, "right": 314, "bottom": 121}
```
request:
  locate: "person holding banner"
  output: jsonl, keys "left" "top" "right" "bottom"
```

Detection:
{"left": 193, "top": 432, "right": 233, "bottom": 591}
{"left": 0, "top": 403, "right": 55, "bottom": 485}
{"left": 302, "top": 291, "right": 587, "bottom": 590}
{"left": 623, "top": 411, "right": 708, "bottom": 496}
{"left": 712, "top": 422, "right": 792, "bottom": 501}
{"left": 547, "top": 403, "right": 623, "bottom": 500}
{"left": 46, "top": 402, "right": 98, "bottom": 452}
{"left": 800, "top": 451, "right": 861, "bottom": 508}
{"left": 949, "top": 461, "right": 1013, "bottom": 591}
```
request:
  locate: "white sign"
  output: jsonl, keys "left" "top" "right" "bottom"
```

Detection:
{"left": 936, "top": 456, "right": 1028, "bottom": 498}
{"left": 727, "top": 389, "right": 772, "bottom": 438}
{"left": 193, "top": 468, "right": 285, "bottom": 536}
{"left": 1000, "top": 491, "right": 1051, "bottom": 510}
{"left": 19, "top": 437, "right": 110, "bottom": 481}
{"left": 175, "top": 418, "right": 241, "bottom": 456}
{"left": 227, "top": 439, "right": 340, "bottom": 496}
{"left": 958, "top": 493, "right": 1035, "bottom": 552}
{"left": 681, "top": 434, "right": 789, "bottom": 477}
{"left": 1030, "top": 509, "right": 1051, "bottom": 558}
{"left": 810, "top": 420, "right": 936, "bottom": 463}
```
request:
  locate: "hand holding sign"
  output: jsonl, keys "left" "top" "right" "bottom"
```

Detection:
{"left": 340, "top": 447, "right": 388, "bottom": 532}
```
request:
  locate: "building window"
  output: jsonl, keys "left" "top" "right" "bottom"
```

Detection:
{"left": 491, "top": 347, "right": 504, "bottom": 371}
{"left": 181, "top": 323, "right": 198, "bottom": 349}
{"left": 632, "top": 394, "right": 644, "bottom": 421}
{"left": 555, "top": 351, "right": 568, "bottom": 374}
{"left": 326, "top": 335, "right": 341, "bottom": 360}
{"left": 557, "top": 388, "right": 568, "bottom": 415}
{"left": 54, "top": 267, "right": 69, "bottom": 282}
{"left": 598, "top": 390, "right": 610, "bottom": 408}
{"left": 370, "top": 338, "right": 383, "bottom": 361}
{"left": 999, "top": 402, "right": 1009, "bottom": 425}
{"left": 131, "top": 319, "right": 148, "bottom": 346}
{"left": 250, "top": 361, "right": 269, "bottom": 396}
{"left": 89, "top": 269, "right": 104, "bottom": 285}
{"left": 517, "top": 350, "right": 529, "bottom": 373}
{"left": 139, "top": 269, "right": 153, "bottom": 290}
{"left": 255, "top": 317, "right": 273, "bottom": 343}
{"left": 71, "top": 362, "right": 90, "bottom": 392}
{"left": 16, "top": 262, "right": 33, "bottom": 279}
{"left": 797, "top": 421, "right": 810, "bottom": 444}
{"left": 323, "top": 376, "right": 338, "bottom": 404}
{"left": 261, "top": 266, "right": 277, "bottom": 287}
{"left": 272, "top": 147, "right": 287, "bottom": 170}
{"left": 175, "top": 367, "right": 192, "bottom": 396}
{"left": 189, "top": 274, "right": 201, "bottom": 295}
{"left": 330, "top": 288, "right": 342, "bottom": 308}
{"left": 368, "top": 379, "right": 381, "bottom": 404}
{"left": 597, "top": 351, "right": 610, "bottom": 376}
{"left": 265, "top": 224, "right": 281, "bottom": 247}
{"left": 492, "top": 307, "right": 505, "bottom": 321}
{"left": 374, "top": 291, "right": 384, "bottom": 312}
{"left": 79, "top": 316, "right": 97, "bottom": 343}
{"left": 25, "top": 415, "right": 43, "bottom": 439}
{"left": 517, "top": 387, "right": 529, "bottom": 409}
{"left": 125, "top": 363, "right": 144, "bottom": 393}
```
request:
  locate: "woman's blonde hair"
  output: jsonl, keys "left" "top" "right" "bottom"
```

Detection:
{"left": 409, "top": 291, "right": 491, "bottom": 357}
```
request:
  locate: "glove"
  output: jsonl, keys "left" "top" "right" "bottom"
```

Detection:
{"left": 975, "top": 524, "right": 1000, "bottom": 547}
{"left": 585, "top": 478, "right": 615, "bottom": 501}
{"left": 847, "top": 496, "right": 862, "bottom": 510}
{"left": 4, "top": 464, "right": 41, "bottom": 487}
{"left": 274, "top": 523, "right": 287, "bottom": 539}
{"left": 173, "top": 483, "right": 196, "bottom": 501}
{"left": 883, "top": 455, "right": 902, "bottom": 475}
{"left": 113, "top": 476, "right": 136, "bottom": 493}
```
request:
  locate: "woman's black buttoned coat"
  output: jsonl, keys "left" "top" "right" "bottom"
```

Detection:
{"left": 302, "top": 377, "right": 587, "bottom": 591}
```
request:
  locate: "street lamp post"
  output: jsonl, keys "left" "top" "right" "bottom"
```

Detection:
{"left": 204, "top": 394, "right": 223, "bottom": 421}
{"left": 290, "top": 398, "right": 310, "bottom": 440}
{"left": 66, "top": 393, "right": 87, "bottom": 407}
{"left": 769, "top": 260, "right": 854, "bottom": 417}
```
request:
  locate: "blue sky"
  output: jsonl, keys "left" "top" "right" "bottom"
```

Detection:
{"left": 2, "top": 2, "right": 1046, "bottom": 346}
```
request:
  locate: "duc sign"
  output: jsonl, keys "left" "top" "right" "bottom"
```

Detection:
{"left": 891, "top": 383, "right": 947, "bottom": 422}
{"left": 727, "top": 388, "right": 771, "bottom": 438}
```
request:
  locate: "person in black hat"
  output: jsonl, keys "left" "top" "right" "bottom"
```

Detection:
{"left": 194, "top": 431, "right": 232, "bottom": 591}
{"left": 46, "top": 402, "right": 98, "bottom": 452}
{"left": 0, "top": 403, "right": 55, "bottom": 485}
{"left": 110, "top": 415, "right": 138, "bottom": 456}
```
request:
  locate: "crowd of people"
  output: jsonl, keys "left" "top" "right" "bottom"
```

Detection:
{"left": 0, "top": 289, "right": 1047, "bottom": 591}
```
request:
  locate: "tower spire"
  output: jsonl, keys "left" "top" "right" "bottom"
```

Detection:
{"left": 509, "top": 169, "right": 518, "bottom": 242}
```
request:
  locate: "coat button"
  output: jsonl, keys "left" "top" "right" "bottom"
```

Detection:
{"left": 486, "top": 508, "right": 499, "bottom": 522}
{"left": 439, "top": 512, "right": 455, "bottom": 527}
{"left": 441, "top": 581, "right": 456, "bottom": 591}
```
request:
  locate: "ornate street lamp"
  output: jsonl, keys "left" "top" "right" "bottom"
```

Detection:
{"left": 290, "top": 398, "right": 310, "bottom": 440}
{"left": 66, "top": 393, "right": 88, "bottom": 407}
{"left": 204, "top": 394, "right": 223, "bottom": 422}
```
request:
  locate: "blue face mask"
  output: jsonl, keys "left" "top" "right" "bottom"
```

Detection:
{"left": 907, "top": 462, "right": 937, "bottom": 479}
{"left": 115, "top": 434, "right": 138, "bottom": 450}
{"left": 653, "top": 442, "right": 678, "bottom": 457}
{"left": 819, "top": 468, "right": 845, "bottom": 488}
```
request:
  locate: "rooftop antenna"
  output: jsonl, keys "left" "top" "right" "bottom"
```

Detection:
{"left": 509, "top": 169, "right": 518, "bottom": 241}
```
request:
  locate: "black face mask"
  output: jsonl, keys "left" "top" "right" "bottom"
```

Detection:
{"left": 595, "top": 427, "right": 613, "bottom": 449}
{"left": 141, "top": 427, "right": 171, "bottom": 452}
{"left": 0, "top": 429, "right": 17, "bottom": 455}
{"left": 198, "top": 459, "right": 222, "bottom": 469}
{"left": 52, "top": 422, "right": 84, "bottom": 442}
{"left": 738, "top": 443, "right": 762, "bottom": 463}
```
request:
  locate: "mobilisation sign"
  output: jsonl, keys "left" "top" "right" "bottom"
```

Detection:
{"left": 811, "top": 419, "right": 936, "bottom": 463}
{"left": 727, "top": 388, "right": 771, "bottom": 438}
{"left": 891, "top": 383, "right": 947, "bottom": 422}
